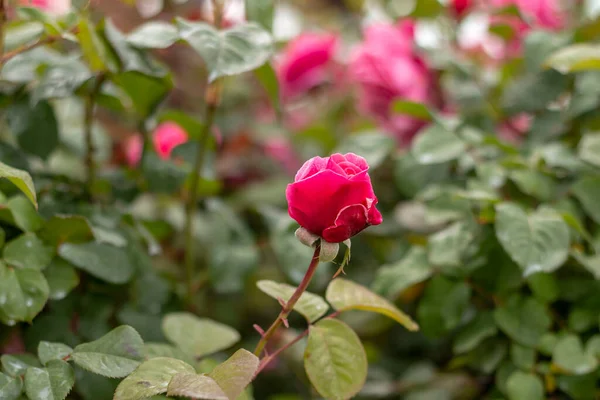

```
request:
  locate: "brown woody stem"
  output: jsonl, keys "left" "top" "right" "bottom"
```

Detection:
{"left": 253, "top": 244, "right": 322, "bottom": 357}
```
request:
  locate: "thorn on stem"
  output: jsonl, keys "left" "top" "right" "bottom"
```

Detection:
{"left": 277, "top": 297, "right": 287, "bottom": 308}
{"left": 282, "top": 317, "right": 289, "bottom": 328}
{"left": 253, "top": 324, "right": 266, "bottom": 337}
{"left": 332, "top": 265, "right": 346, "bottom": 279}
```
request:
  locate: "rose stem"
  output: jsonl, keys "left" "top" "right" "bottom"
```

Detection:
{"left": 254, "top": 243, "right": 322, "bottom": 356}
{"left": 183, "top": 0, "right": 223, "bottom": 310}
{"left": 256, "top": 310, "right": 341, "bottom": 375}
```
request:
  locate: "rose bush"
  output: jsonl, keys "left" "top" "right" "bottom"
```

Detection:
{"left": 1, "top": 0, "right": 600, "bottom": 400}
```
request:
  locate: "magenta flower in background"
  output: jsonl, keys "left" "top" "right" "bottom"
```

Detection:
{"left": 276, "top": 33, "right": 339, "bottom": 101}
{"left": 152, "top": 122, "right": 188, "bottom": 160}
{"left": 124, "top": 122, "right": 189, "bottom": 167}
{"left": 349, "top": 21, "right": 434, "bottom": 146}
{"left": 450, "top": 0, "right": 474, "bottom": 18}
{"left": 20, "top": 0, "right": 71, "bottom": 15}
{"left": 286, "top": 153, "right": 383, "bottom": 244}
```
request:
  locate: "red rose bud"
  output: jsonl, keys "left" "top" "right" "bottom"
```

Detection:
{"left": 286, "top": 153, "right": 383, "bottom": 244}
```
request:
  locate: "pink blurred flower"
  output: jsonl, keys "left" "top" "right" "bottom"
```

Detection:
{"left": 462, "top": 0, "right": 566, "bottom": 61}
{"left": 349, "top": 21, "right": 434, "bottom": 146}
{"left": 124, "top": 135, "right": 143, "bottom": 167}
{"left": 498, "top": 113, "right": 531, "bottom": 144}
{"left": 153, "top": 122, "right": 188, "bottom": 160}
{"left": 276, "top": 33, "right": 339, "bottom": 101}
{"left": 123, "top": 122, "right": 188, "bottom": 167}
{"left": 264, "top": 138, "right": 301, "bottom": 176}
{"left": 490, "top": 0, "right": 564, "bottom": 30}
{"left": 20, "top": 0, "right": 71, "bottom": 15}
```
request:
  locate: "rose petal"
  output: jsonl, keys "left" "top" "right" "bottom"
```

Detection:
{"left": 368, "top": 199, "right": 383, "bottom": 225}
{"left": 322, "top": 204, "right": 369, "bottom": 243}
{"left": 295, "top": 156, "right": 328, "bottom": 181}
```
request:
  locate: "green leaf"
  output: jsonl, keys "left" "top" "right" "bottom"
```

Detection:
{"left": 427, "top": 221, "right": 475, "bottom": 268}
{"left": 417, "top": 276, "right": 471, "bottom": 337}
{"left": 408, "top": 0, "right": 443, "bottom": 17}
{"left": 0, "top": 372, "right": 22, "bottom": 400}
{"left": 162, "top": 312, "right": 240, "bottom": 358}
{"left": 0, "top": 263, "right": 49, "bottom": 324}
{"left": 39, "top": 215, "right": 94, "bottom": 245}
{"left": 254, "top": 63, "right": 280, "bottom": 120}
{"left": 0, "top": 162, "right": 36, "bottom": 208}
{"left": 494, "top": 296, "right": 551, "bottom": 347}
{"left": 394, "top": 153, "right": 450, "bottom": 197}
{"left": 177, "top": 19, "right": 273, "bottom": 82}
{"left": 207, "top": 349, "right": 259, "bottom": 400}
{"left": 552, "top": 335, "right": 598, "bottom": 375}
{"left": 0, "top": 196, "right": 44, "bottom": 232}
{"left": 71, "top": 326, "right": 145, "bottom": 378}
{"left": 509, "top": 170, "right": 556, "bottom": 201}
{"left": 24, "top": 360, "right": 74, "bottom": 400}
{"left": 141, "top": 153, "right": 188, "bottom": 194}
{"left": 453, "top": 312, "right": 498, "bottom": 354}
{"left": 77, "top": 17, "right": 116, "bottom": 72}
{"left": 572, "top": 251, "right": 600, "bottom": 279}
{"left": 103, "top": 19, "right": 168, "bottom": 77}
{"left": 495, "top": 203, "right": 570, "bottom": 276}
{"left": 4, "top": 21, "right": 44, "bottom": 52}
{"left": 527, "top": 272, "right": 559, "bottom": 303}
{"left": 245, "top": 0, "right": 274, "bottom": 31}
{"left": 372, "top": 247, "right": 433, "bottom": 298}
{"left": 38, "top": 342, "right": 73, "bottom": 366}
{"left": 127, "top": 22, "right": 179, "bottom": 49}
{"left": 44, "top": 259, "right": 79, "bottom": 301}
{"left": 3, "top": 233, "right": 54, "bottom": 270}
{"left": 502, "top": 69, "right": 568, "bottom": 114}
{"left": 334, "top": 131, "right": 395, "bottom": 169}
{"left": 112, "top": 71, "right": 172, "bottom": 118}
{"left": 572, "top": 177, "right": 600, "bottom": 224}
{"left": 544, "top": 44, "right": 600, "bottom": 72}
{"left": 557, "top": 373, "right": 597, "bottom": 400}
{"left": 58, "top": 242, "right": 134, "bottom": 284}
{"left": 6, "top": 98, "right": 59, "bottom": 160}
{"left": 391, "top": 100, "right": 433, "bottom": 121}
{"left": 1, "top": 354, "right": 40, "bottom": 377}
{"left": 256, "top": 280, "right": 329, "bottom": 323}
{"left": 468, "top": 338, "right": 507, "bottom": 374}
{"left": 524, "top": 30, "right": 570, "bottom": 72}
{"left": 510, "top": 343, "right": 536, "bottom": 369}
{"left": 411, "top": 123, "right": 465, "bottom": 165}
{"left": 578, "top": 132, "right": 600, "bottom": 167}
{"left": 167, "top": 373, "right": 227, "bottom": 400}
{"left": 568, "top": 308, "right": 597, "bottom": 332}
{"left": 143, "top": 343, "right": 194, "bottom": 365}
{"left": 304, "top": 319, "right": 367, "bottom": 400}
{"left": 506, "top": 371, "right": 544, "bottom": 400}
{"left": 326, "top": 278, "right": 418, "bottom": 331}
{"left": 113, "top": 357, "right": 195, "bottom": 400}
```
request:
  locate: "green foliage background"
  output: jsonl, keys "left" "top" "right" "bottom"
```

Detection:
{"left": 1, "top": 0, "right": 600, "bottom": 399}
